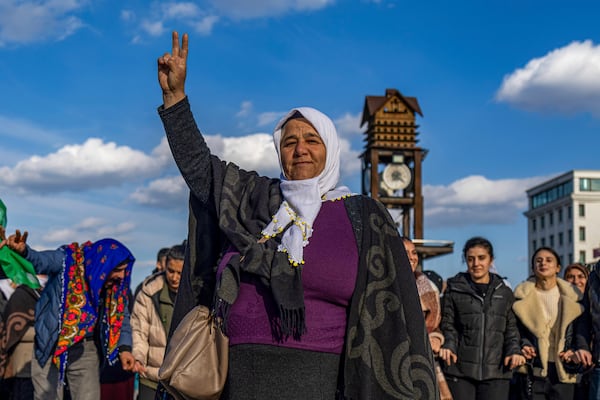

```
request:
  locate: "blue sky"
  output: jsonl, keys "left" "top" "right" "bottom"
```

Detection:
{"left": 1, "top": 0, "right": 599, "bottom": 288}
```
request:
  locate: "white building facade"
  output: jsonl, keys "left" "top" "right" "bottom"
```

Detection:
{"left": 524, "top": 170, "right": 600, "bottom": 272}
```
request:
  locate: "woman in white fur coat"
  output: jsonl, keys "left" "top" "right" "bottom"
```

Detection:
{"left": 512, "top": 246, "right": 587, "bottom": 399}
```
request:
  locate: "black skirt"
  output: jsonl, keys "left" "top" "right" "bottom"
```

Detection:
{"left": 221, "top": 344, "right": 341, "bottom": 400}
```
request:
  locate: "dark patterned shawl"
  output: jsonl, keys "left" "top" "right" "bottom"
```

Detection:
{"left": 161, "top": 98, "right": 438, "bottom": 399}
{"left": 0, "top": 285, "right": 39, "bottom": 379}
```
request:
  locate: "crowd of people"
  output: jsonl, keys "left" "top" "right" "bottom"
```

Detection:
{"left": 399, "top": 235, "right": 600, "bottom": 400}
{"left": 0, "top": 229, "right": 185, "bottom": 400}
{"left": 0, "top": 30, "right": 599, "bottom": 400}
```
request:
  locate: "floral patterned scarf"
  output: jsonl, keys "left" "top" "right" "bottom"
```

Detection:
{"left": 53, "top": 239, "right": 134, "bottom": 379}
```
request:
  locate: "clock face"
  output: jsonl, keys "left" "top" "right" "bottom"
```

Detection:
{"left": 381, "top": 163, "right": 412, "bottom": 190}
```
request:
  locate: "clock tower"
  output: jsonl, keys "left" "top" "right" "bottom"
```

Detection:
{"left": 360, "top": 88, "right": 453, "bottom": 261}
{"left": 360, "top": 88, "right": 425, "bottom": 238}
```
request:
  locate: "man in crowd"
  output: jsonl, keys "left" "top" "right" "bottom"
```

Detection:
{"left": 134, "top": 247, "right": 169, "bottom": 299}
{"left": 131, "top": 244, "right": 184, "bottom": 399}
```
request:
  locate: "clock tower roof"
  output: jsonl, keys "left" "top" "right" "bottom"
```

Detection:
{"left": 361, "top": 88, "right": 422, "bottom": 127}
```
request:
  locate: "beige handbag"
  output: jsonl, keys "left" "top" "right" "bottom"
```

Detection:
{"left": 158, "top": 305, "right": 229, "bottom": 400}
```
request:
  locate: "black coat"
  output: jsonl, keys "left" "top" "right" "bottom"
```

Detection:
{"left": 441, "top": 272, "right": 521, "bottom": 381}
{"left": 575, "top": 263, "right": 600, "bottom": 362}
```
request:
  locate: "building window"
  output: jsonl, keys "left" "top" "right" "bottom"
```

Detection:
{"left": 558, "top": 208, "right": 563, "bottom": 223}
{"left": 541, "top": 216, "right": 545, "bottom": 229}
{"left": 569, "top": 229, "right": 573, "bottom": 243}
{"left": 560, "top": 255, "right": 564, "bottom": 266}
{"left": 581, "top": 178, "right": 589, "bottom": 191}
{"left": 579, "top": 204, "right": 585, "bottom": 217}
{"left": 580, "top": 251, "right": 586, "bottom": 263}
{"left": 568, "top": 206, "right": 572, "bottom": 219}
{"left": 532, "top": 219, "right": 537, "bottom": 232}
{"left": 558, "top": 232, "right": 564, "bottom": 246}
{"left": 568, "top": 253, "right": 573, "bottom": 264}
{"left": 532, "top": 240, "right": 537, "bottom": 250}
{"left": 579, "top": 226, "right": 586, "bottom": 241}
{"left": 550, "top": 235, "right": 554, "bottom": 248}
{"left": 531, "top": 180, "right": 573, "bottom": 208}
{"left": 541, "top": 238, "right": 546, "bottom": 247}
{"left": 580, "top": 178, "right": 600, "bottom": 191}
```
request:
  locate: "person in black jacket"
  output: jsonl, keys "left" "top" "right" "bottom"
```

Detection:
{"left": 574, "top": 261, "right": 600, "bottom": 400}
{"left": 439, "top": 236, "right": 525, "bottom": 400}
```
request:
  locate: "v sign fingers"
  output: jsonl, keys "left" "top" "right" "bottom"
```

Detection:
{"left": 160, "top": 31, "right": 188, "bottom": 109}
{"left": 7, "top": 229, "right": 28, "bottom": 256}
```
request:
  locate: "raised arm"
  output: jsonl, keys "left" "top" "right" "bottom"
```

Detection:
{"left": 2, "top": 228, "right": 64, "bottom": 275}
{"left": 158, "top": 31, "right": 188, "bottom": 109}
{"left": 157, "top": 31, "right": 220, "bottom": 203}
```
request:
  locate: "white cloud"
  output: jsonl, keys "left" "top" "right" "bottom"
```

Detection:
{"left": 496, "top": 40, "right": 600, "bottom": 116}
{"left": 130, "top": 175, "right": 188, "bottom": 207}
{"left": 131, "top": 132, "right": 279, "bottom": 208}
{"left": 151, "top": 137, "right": 177, "bottom": 166}
{"left": 236, "top": 101, "right": 253, "bottom": 118}
{"left": 334, "top": 112, "right": 362, "bottom": 137}
{"left": 42, "top": 217, "right": 136, "bottom": 243}
{"left": 218, "top": 133, "right": 280, "bottom": 177}
{"left": 163, "top": 2, "right": 201, "bottom": 19}
{"left": 338, "top": 137, "right": 361, "bottom": 182}
{"left": 423, "top": 175, "right": 550, "bottom": 228}
{"left": 132, "top": 2, "right": 219, "bottom": 38}
{"left": 129, "top": 0, "right": 333, "bottom": 40}
{"left": 141, "top": 20, "right": 165, "bottom": 37}
{"left": 0, "top": 138, "right": 166, "bottom": 193}
{"left": 0, "top": 0, "right": 86, "bottom": 46}
{"left": 208, "top": 0, "right": 335, "bottom": 20}
{"left": 193, "top": 15, "right": 220, "bottom": 35}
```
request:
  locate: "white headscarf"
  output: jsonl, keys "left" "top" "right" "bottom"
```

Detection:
{"left": 261, "top": 107, "right": 352, "bottom": 266}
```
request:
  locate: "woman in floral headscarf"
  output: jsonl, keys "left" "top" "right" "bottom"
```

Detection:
{"left": 0, "top": 232, "right": 135, "bottom": 400}
{"left": 155, "top": 31, "right": 437, "bottom": 400}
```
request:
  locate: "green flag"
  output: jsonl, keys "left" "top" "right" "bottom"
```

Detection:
{"left": 0, "top": 198, "right": 40, "bottom": 289}
{"left": 0, "top": 246, "right": 41, "bottom": 289}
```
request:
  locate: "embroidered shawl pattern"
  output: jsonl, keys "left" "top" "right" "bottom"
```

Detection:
{"left": 54, "top": 239, "right": 133, "bottom": 379}
{"left": 342, "top": 196, "right": 438, "bottom": 399}
{"left": 54, "top": 242, "right": 94, "bottom": 376}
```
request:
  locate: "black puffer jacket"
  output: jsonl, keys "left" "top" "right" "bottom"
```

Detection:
{"left": 576, "top": 263, "right": 600, "bottom": 362}
{"left": 441, "top": 272, "right": 521, "bottom": 380}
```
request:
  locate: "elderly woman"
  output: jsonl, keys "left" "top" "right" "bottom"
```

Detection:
{"left": 155, "top": 32, "right": 437, "bottom": 400}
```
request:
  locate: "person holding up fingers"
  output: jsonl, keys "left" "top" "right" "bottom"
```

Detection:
{"left": 155, "top": 31, "right": 438, "bottom": 400}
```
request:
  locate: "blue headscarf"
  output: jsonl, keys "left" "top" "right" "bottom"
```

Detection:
{"left": 54, "top": 238, "right": 134, "bottom": 381}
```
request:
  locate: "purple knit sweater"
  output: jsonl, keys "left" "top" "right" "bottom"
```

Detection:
{"left": 218, "top": 200, "right": 358, "bottom": 354}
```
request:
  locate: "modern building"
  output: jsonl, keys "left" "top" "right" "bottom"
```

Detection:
{"left": 524, "top": 170, "right": 600, "bottom": 272}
